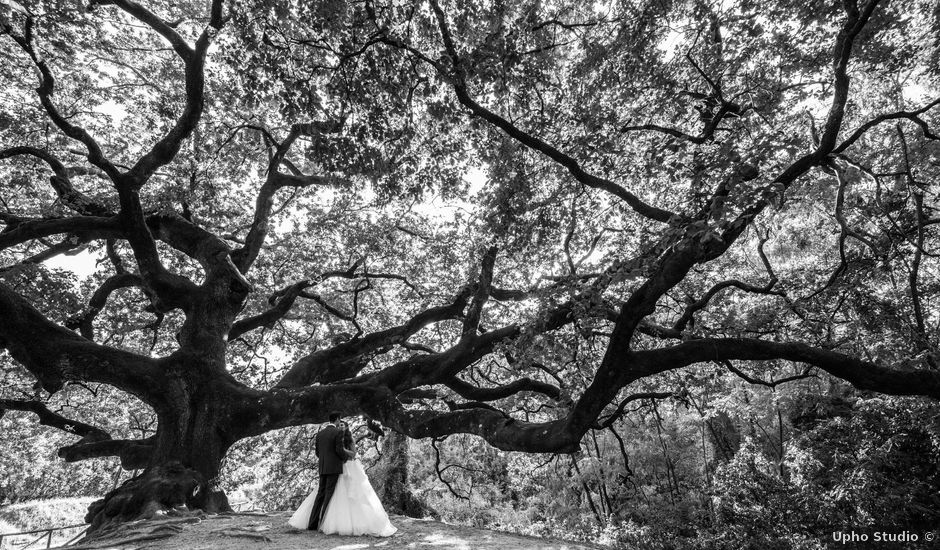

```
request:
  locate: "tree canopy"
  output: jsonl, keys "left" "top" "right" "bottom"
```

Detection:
{"left": 1, "top": 0, "right": 939, "bottom": 532}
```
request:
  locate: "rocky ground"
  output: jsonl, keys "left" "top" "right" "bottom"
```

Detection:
{"left": 67, "top": 510, "right": 609, "bottom": 550}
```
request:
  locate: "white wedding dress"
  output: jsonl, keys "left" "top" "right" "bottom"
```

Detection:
{"left": 288, "top": 459, "right": 397, "bottom": 537}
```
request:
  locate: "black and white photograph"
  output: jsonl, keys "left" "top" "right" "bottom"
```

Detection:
{"left": 1, "top": 0, "right": 938, "bottom": 548}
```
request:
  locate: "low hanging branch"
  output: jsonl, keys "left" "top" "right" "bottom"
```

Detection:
{"left": 0, "top": 398, "right": 155, "bottom": 468}
{"left": 634, "top": 338, "right": 940, "bottom": 398}
{"left": 718, "top": 360, "right": 817, "bottom": 389}
{"left": 0, "top": 280, "right": 167, "bottom": 400}
{"left": 596, "top": 392, "right": 675, "bottom": 429}
{"left": 59, "top": 437, "right": 156, "bottom": 470}
{"left": 0, "top": 399, "right": 110, "bottom": 441}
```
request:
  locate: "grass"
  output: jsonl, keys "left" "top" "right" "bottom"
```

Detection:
{"left": 0, "top": 519, "right": 17, "bottom": 534}
{"left": 0, "top": 498, "right": 96, "bottom": 549}
{"left": 0, "top": 497, "right": 97, "bottom": 532}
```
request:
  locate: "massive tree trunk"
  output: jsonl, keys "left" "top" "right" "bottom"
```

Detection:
{"left": 84, "top": 353, "right": 243, "bottom": 531}
{"left": 84, "top": 409, "right": 234, "bottom": 530}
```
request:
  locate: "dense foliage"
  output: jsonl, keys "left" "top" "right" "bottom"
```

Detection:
{"left": 1, "top": 0, "right": 938, "bottom": 543}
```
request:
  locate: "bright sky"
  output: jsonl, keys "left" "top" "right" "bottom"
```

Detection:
{"left": 44, "top": 249, "right": 101, "bottom": 280}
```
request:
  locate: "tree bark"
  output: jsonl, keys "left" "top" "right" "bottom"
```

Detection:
{"left": 84, "top": 358, "right": 242, "bottom": 531}
{"left": 375, "top": 430, "right": 436, "bottom": 519}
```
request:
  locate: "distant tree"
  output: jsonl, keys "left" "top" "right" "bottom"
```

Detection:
{"left": 1, "top": 0, "right": 938, "bottom": 531}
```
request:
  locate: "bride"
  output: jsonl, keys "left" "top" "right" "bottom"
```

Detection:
{"left": 289, "top": 422, "right": 397, "bottom": 537}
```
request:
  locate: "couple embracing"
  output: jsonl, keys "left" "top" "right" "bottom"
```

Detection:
{"left": 288, "top": 413, "right": 397, "bottom": 537}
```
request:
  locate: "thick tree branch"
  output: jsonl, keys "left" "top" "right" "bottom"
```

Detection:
{"left": 634, "top": 338, "right": 940, "bottom": 398}
{"left": 147, "top": 213, "right": 249, "bottom": 290}
{"left": 244, "top": 382, "right": 581, "bottom": 453}
{"left": 274, "top": 285, "right": 475, "bottom": 387}
{"left": 250, "top": 330, "right": 940, "bottom": 455}
{"left": 0, "top": 399, "right": 110, "bottom": 440}
{"left": 444, "top": 375, "right": 562, "bottom": 402}
{"left": 228, "top": 281, "right": 308, "bottom": 340}
{"left": 0, "top": 216, "right": 123, "bottom": 253}
{"left": 0, "top": 280, "right": 166, "bottom": 402}
{"left": 89, "top": 0, "right": 195, "bottom": 59}
{"left": 59, "top": 437, "right": 155, "bottom": 470}
{"left": 0, "top": 399, "right": 155, "bottom": 467}
{"left": 232, "top": 121, "right": 346, "bottom": 272}
{"left": 0, "top": 213, "right": 244, "bottom": 293}
{"left": 89, "top": 0, "right": 225, "bottom": 183}
{"left": 817, "top": 0, "right": 883, "bottom": 153}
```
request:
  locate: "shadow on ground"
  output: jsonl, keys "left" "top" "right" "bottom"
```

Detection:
{"left": 69, "top": 511, "right": 606, "bottom": 550}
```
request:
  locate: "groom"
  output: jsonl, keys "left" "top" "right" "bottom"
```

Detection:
{"left": 308, "top": 412, "right": 354, "bottom": 531}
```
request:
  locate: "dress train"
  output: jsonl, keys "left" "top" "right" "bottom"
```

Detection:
{"left": 320, "top": 459, "right": 397, "bottom": 537}
{"left": 287, "top": 459, "right": 397, "bottom": 537}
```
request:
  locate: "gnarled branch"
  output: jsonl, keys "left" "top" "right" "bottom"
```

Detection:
{"left": 66, "top": 273, "right": 144, "bottom": 340}
{"left": 0, "top": 399, "right": 152, "bottom": 468}
{"left": 673, "top": 237, "right": 780, "bottom": 333}
{"left": 233, "top": 121, "right": 347, "bottom": 273}
{"left": 374, "top": 0, "right": 680, "bottom": 224}
{"left": 0, "top": 399, "right": 110, "bottom": 440}
{"left": 274, "top": 286, "right": 475, "bottom": 388}
{"left": 0, "top": 280, "right": 166, "bottom": 402}
{"left": 59, "top": 437, "right": 155, "bottom": 470}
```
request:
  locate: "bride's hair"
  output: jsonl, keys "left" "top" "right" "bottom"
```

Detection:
{"left": 343, "top": 425, "right": 354, "bottom": 450}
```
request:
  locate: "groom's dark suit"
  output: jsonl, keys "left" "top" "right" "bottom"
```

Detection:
{"left": 307, "top": 423, "right": 353, "bottom": 530}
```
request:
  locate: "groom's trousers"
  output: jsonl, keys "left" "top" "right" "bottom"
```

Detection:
{"left": 308, "top": 474, "right": 339, "bottom": 530}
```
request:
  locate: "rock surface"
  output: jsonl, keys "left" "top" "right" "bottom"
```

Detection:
{"left": 69, "top": 510, "right": 608, "bottom": 550}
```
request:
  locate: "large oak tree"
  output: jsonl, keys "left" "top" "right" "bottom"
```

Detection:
{"left": 1, "top": 0, "right": 938, "bottom": 531}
